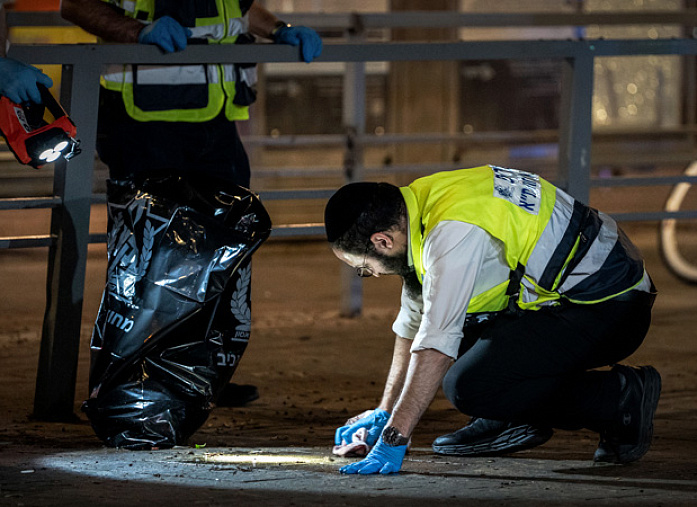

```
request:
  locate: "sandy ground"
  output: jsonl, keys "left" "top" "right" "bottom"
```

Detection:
{"left": 0, "top": 219, "right": 696, "bottom": 504}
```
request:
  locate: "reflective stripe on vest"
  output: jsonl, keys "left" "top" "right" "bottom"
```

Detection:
{"left": 99, "top": 0, "right": 253, "bottom": 122}
{"left": 104, "top": 65, "right": 219, "bottom": 85}
{"left": 401, "top": 166, "right": 645, "bottom": 314}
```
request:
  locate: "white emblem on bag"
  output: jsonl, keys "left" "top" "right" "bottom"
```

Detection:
{"left": 106, "top": 196, "right": 169, "bottom": 304}
{"left": 230, "top": 264, "right": 252, "bottom": 333}
{"left": 491, "top": 166, "right": 541, "bottom": 215}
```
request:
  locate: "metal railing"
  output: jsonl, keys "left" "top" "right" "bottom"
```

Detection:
{"left": 4, "top": 11, "right": 697, "bottom": 420}
{"left": 8, "top": 9, "right": 697, "bottom": 31}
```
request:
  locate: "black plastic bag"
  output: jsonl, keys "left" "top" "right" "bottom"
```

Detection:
{"left": 83, "top": 176, "right": 271, "bottom": 449}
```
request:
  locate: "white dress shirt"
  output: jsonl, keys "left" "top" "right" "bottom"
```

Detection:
{"left": 392, "top": 221, "right": 510, "bottom": 359}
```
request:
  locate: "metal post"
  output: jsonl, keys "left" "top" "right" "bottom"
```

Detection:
{"left": 683, "top": 1, "right": 697, "bottom": 127}
{"left": 684, "top": 0, "right": 697, "bottom": 160}
{"left": 339, "top": 16, "right": 367, "bottom": 317}
{"left": 558, "top": 48, "right": 595, "bottom": 204}
{"left": 33, "top": 62, "right": 101, "bottom": 421}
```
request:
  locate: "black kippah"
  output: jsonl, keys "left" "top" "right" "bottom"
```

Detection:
{"left": 324, "top": 182, "right": 381, "bottom": 242}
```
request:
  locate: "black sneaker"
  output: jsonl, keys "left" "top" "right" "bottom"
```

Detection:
{"left": 594, "top": 365, "right": 661, "bottom": 464}
{"left": 216, "top": 383, "right": 260, "bottom": 407}
{"left": 432, "top": 418, "right": 553, "bottom": 457}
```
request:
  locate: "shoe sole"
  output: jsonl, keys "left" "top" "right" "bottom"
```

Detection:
{"left": 432, "top": 425, "right": 553, "bottom": 457}
{"left": 595, "top": 366, "right": 662, "bottom": 464}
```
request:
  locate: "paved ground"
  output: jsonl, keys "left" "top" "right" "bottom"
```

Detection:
{"left": 0, "top": 220, "right": 696, "bottom": 505}
{"left": 2, "top": 444, "right": 696, "bottom": 506}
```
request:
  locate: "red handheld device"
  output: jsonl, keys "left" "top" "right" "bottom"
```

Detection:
{"left": 0, "top": 84, "right": 81, "bottom": 168}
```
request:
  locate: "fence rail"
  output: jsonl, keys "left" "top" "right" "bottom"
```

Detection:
{"left": 8, "top": 10, "right": 697, "bottom": 30}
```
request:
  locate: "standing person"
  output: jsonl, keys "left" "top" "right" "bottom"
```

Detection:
{"left": 0, "top": 0, "right": 54, "bottom": 104}
{"left": 61, "top": 0, "right": 322, "bottom": 407}
{"left": 61, "top": 0, "right": 321, "bottom": 188}
{"left": 326, "top": 165, "right": 660, "bottom": 475}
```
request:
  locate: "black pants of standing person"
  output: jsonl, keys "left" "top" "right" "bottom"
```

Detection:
{"left": 442, "top": 294, "right": 654, "bottom": 433}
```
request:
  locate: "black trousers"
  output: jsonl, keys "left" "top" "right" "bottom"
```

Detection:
{"left": 96, "top": 89, "right": 251, "bottom": 188}
{"left": 442, "top": 296, "right": 653, "bottom": 432}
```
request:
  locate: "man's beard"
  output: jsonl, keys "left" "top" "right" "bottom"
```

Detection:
{"left": 372, "top": 249, "right": 422, "bottom": 300}
{"left": 401, "top": 270, "right": 422, "bottom": 300}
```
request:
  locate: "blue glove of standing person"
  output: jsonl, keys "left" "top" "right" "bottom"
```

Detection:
{"left": 335, "top": 408, "right": 390, "bottom": 447}
{"left": 340, "top": 436, "right": 408, "bottom": 475}
{"left": 273, "top": 25, "right": 322, "bottom": 63}
{"left": 0, "top": 57, "right": 53, "bottom": 104}
{"left": 138, "top": 16, "right": 192, "bottom": 53}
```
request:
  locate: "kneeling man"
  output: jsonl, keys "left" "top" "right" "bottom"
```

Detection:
{"left": 326, "top": 165, "right": 660, "bottom": 474}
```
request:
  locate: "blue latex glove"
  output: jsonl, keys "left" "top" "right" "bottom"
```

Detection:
{"left": 340, "top": 436, "right": 407, "bottom": 475}
{"left": 0, "top": 57, "right": 53, "bottom": 104}
{"left": 138, "top": 16, "right": 192, "bottom": 53}
{"left": 273, "top": 25, "right": 322, "bottom": 63}
{"left": 334, "top": 409, "right": 390, "bottom": 447}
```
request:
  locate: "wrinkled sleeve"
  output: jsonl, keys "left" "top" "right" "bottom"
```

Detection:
{"left": 391, "top": 284, "right": 423, "bottom": 340}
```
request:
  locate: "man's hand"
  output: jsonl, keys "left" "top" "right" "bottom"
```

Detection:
{"left": 334, "top": 408, "right": 390, "bottom": 447}
{"left": 138, "top": 16, "right": 192, "bottom": 53}
{"left": 0, "top": 57, "right": 53, "bottom": 104}
{"left": 340, "top": 436, "right": 407, "bottom": 475}
{"left": 273, "top": 25, "right": 322, "bottom": 63}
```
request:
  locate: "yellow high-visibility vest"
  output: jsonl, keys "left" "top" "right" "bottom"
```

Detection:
{"left": 401, "top": 166, "right": 645, "bottom": 314}
{"left": 100, "top": 0, "right": 255, "bottom": 122}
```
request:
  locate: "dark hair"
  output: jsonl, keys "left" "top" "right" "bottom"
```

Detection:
{"left": 326, "top": 182, "right": 405, "bottom": 255}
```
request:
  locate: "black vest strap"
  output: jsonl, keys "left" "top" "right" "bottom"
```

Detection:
{"left": 463, "top": 263, "right": 526, "bottom": 328}
{"left": 506, "top": 263, "right": 525, "bottom": 312}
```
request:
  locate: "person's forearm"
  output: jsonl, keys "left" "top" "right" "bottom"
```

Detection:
{"left": 376, "top": 335, "right": 412, "bottom": 413}
{"left": 247, "top": 2, "right": 283, "bottom": 39}
{"left": 1, "top": 5, "right": 8, "bottom": 57}
{"left": 61, "top": 0, "right": 143, "bottom": 43}
{"left": 388, "top": 348, "right": 453, "bottom": 438}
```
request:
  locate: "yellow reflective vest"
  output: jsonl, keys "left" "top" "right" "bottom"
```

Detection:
{"left": 100, "top": 0, "right": 256, "bottom": 122}
{"left": 401, "top": 166, "right": 646, "bottom": 314}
